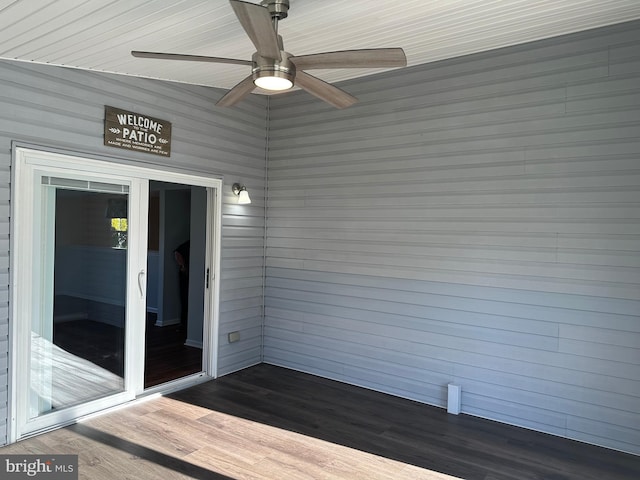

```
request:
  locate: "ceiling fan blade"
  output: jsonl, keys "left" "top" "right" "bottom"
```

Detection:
{"left": 294, "top": 71, "right": 357, "bottom": 109}
{"left": 290, "top": 48, "right": 407, "bottom": 70}
{"left": 216, "top": 75, "right": 256, "bottom": 107}
{"left": 230, "top": 0, "right": 281, "bottom": 61}
{"left": 132, "top": 51, "right": 251, "bottom": 66}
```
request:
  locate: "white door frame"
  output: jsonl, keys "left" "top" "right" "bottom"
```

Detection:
{"left": 9, "top": 147, "right": 222, "bottom": 442}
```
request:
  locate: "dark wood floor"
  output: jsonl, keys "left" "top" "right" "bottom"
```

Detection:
{"left": 54, "top": 316, "right": 203, "bottom": 388}
{"left": 3, "top": 364, "right": 638, "bottom": 479}
{"left": 54, "top": 319, "right": 125, "bottom": 376}
{"left": 143, "top": 315, "right": 203, "bottom": 388}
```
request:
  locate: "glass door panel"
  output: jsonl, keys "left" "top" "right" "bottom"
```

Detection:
{"left": 30, "top": 179, "right": 131, "bottom": 419}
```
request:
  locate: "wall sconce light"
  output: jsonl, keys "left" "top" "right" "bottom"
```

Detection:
{"left": 232, "top": 183, "right": 251, "bottom": 204}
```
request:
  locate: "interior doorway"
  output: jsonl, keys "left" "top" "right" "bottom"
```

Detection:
{"left": 144, "top": 182, "right": 208, "bottom": 388}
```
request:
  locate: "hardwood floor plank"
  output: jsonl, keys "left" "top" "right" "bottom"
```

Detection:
{"left": 2, "top": 364, "right": 638, "bottom": 480}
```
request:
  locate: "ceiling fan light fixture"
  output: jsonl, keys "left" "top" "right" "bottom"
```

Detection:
{"left": 254, "top": 72, "right": 293, "bottom": 91}
{"left": 252, "top": 52, "right": 295, "bottom": 91}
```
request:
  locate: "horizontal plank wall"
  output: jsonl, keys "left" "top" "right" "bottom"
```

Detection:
{"left": 265, "top": 20, "right": 640, "bottom": 454}
{"left": 0, "top": 60, "right": 267, "bottom": 444}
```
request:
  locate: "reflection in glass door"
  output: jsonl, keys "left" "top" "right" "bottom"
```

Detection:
{"left": 30, "top": 179, "right": 131, "bottom": 420}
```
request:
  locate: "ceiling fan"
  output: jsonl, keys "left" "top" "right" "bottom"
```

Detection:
{"left": 131, "top": 0, "right": 407, "bottom": 109}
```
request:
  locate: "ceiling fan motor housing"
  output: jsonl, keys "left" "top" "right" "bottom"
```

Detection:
{"left": 261, "top": 0, "right": 289, "bottom": 20}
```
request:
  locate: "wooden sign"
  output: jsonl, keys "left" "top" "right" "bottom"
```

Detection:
{"left": 104, "top": 106, "right": 171, "bottom": 157}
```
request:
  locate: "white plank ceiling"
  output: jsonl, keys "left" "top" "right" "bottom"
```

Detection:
{"left": 1, "top": 0, "right": 640, "bottom": 94}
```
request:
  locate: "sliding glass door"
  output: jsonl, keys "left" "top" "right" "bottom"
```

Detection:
{"left": 11, "top": 148, "right": 221, "bottom": 441}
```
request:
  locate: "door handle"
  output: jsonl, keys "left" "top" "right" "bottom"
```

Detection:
{"left": 138, "top": 269, "right": 146, "bottom": 298}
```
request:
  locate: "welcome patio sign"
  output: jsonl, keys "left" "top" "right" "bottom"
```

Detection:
{"left": 104, "top": 106, "right": 171, "bottom": 157}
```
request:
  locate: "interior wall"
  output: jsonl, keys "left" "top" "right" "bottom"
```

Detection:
{"left": 265, "top": 20, "right": 640, "bottom": 454}
{"left": 0, "top": 60, "right": 268, "bottom": 444}
{"left": 54, "top": 191, "right": 128, "bottom": 326}
{"left": 187, "top": 186, "right": 208, "bottom": 347}
{"left": 160, "top": 189, "right": 191, "bottom": 326}
{"left": 55, "top": 191, "right": 115, "bottom": 248}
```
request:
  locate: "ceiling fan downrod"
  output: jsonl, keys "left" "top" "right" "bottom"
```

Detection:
{"left": 261, "top": 0, "right": 290, "bottom": 21}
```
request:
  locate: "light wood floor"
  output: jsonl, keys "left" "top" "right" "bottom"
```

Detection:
{"left": 2, "top": 364, "right": 639, "bottom": 479}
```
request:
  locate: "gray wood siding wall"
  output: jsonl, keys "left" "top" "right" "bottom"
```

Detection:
{"left": 264, "top": 21, "right": 640, "bottom": 454}
{"left": 0, "top": 60, "right": 267, "bottom": 444}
